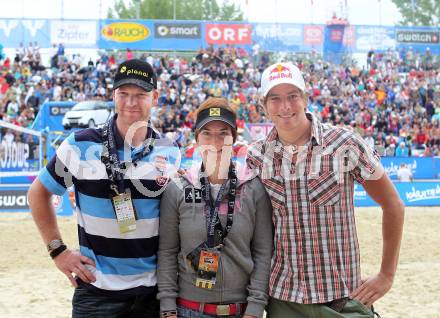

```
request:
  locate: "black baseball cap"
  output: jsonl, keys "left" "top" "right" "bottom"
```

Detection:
{"left": 113, "top": 59, "right": 157, "bottom": 92}
{"left": 195, "top": 107, "right": 237, "bottom": 131}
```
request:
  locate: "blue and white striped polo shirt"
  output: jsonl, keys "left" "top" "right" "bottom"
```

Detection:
{"left": 38, "top": 123, "right": 180, "bottom": 296}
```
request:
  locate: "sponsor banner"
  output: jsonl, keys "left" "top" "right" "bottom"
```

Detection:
{"left": 355, "top": 25, "right": 396, "bottom": 52}
{"left": 323, "top": 24, "right": 348, "bottom": 64}
{"left": 102, "top": 21, "right": 150, "bottom": 42}
{"left": 342, "top": 25, "right": 356, "bottom": 46}
{"left": 304, "top": 25, "right": 324, "bottom": 45}
{"left": 154, "top": 22, "right": 201, "bottom": 39}
{"left": 31, "top": 101, "right": 76, "bottom": 132}
{"left": 0, "top": 186, "right": 74, "bottom": 214}
{"left": 381, "top": 157, "right": 436, "bottom": 180}
{"left": 205, "top": 23, "right": 252, "bottom": 45}
{"left": 355, "top": 182, "right": 440, "bottom": 207}
{"left": 0, "top": 18, "right": 438, "bottom": 54}
{"left": 396, "top": 30, "right": 439, "bottom": 44}
{"left": 0, "top": 19, "right": 49, "bottom": 48}
{"left": 253, "top": 23, "right": 305, "bottom": 51}
{"left": 50, "top": 20, "right": 97, "bottom": 47}
{"left": 50, "top": 105, "right": 72, "bottom": 116}
{"left": 151, "top": 21, "right": 202, "bottom": 50}
{"left": 98, "top": 20, "right": 153, "bottom": 49}
{"left": 0, "top": 138, "right": 38, "bottom": 173}
{"left": 0, "top": 122, "right": 41, "bottom": 176}
{"left": 395, "top": 27, "right": 440, "bottom": 54}
{"left": 0, "top": 188, "right": 30, "bottom": 211}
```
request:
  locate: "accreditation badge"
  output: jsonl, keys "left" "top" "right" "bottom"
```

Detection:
{"left": 112, "top": 193, "right": 137, "bottom": 234}
{"left": 195, "top": 249, "right": 220, "bottom": 289}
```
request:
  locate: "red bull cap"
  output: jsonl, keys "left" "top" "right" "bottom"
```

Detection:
{"left": 260, "top": 62, "right": 305, "bottom": 97}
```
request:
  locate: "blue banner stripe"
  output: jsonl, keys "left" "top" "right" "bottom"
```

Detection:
{"left": 381, "top": 157, "right": 435, "bottom": 179}
{"left": 80, "top": 246, "right": 156, "bottom": 275}
{"left": 354, "top": 181, "right": 440, "bottom": 207}
{"left": 0, "top": 19, "right": 438, "bottom": 53}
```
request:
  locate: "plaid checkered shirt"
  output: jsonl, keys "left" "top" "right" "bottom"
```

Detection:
{"left": 246, "top": 113, "right": 383, "bottom": 304}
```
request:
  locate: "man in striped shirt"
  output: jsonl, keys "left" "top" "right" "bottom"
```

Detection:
{"left": 247, "top": 62, "right": 404, "bottom": 317}
{"left": 28, "top": 59, "right": 180, "bottom": 317}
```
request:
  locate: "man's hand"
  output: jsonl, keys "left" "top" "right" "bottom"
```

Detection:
{"left": 53, "top": 249, "right": 96, "bottom": 287}
{"left": 243, "top": 315, "right": 257, "bottom": 318}
{"left": 350, "top": 271, "right": 394, "bottom": 307}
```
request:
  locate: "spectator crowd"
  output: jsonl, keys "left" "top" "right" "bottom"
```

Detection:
{"left": 0, "top": 41, "right": 439, "bottom": 157}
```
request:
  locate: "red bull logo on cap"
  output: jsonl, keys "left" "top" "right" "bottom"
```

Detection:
{"left": 269, "top": 64, "right": 292, "bottom": 81}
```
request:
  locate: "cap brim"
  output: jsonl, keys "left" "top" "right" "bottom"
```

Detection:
{"left": 113, "top": 78, "right": 154, "bottom": 92}
{"left": 196, "top": 117, "right": 236, "bottom": 131}
{"left": 261, "top": 80, "right": 304, "bottom": 97}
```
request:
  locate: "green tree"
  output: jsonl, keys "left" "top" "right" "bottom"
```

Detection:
{"left": 391, "top": 0, "right": 439, "bottom": 26}
{"left": 108, "top": 0, "right": 244, "bottom": 21}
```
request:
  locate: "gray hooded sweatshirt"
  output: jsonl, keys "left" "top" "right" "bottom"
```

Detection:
{"left": 158, "top": 162, "right": 273, "bottom": 318}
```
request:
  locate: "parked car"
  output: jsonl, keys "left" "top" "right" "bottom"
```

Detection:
{"left": 62, "top": 101, "right": 113, "bottom": 130}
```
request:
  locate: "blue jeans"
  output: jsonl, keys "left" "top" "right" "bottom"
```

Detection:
{"left": 177, "top": 305, "right": 243, "bottom": 318}
{"left": 72, "top": 287, "right": 159, "bottom": 318}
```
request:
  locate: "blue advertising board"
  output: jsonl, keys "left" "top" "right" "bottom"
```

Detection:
{"left": 2, "top": 181, "right": 437, "bottom": 214}
{"left": 0, "top": 185, "right": 73, "bottom": 215}
{"left": 150, "top": 21, "right": 203, "bottom": 50}
{"left": 0, "top": 19, "right": 50, "bottom": 48}
{"left": 98, "top": 19, "right": 153, "bottom": 50}
{"left": 395, "top": 26, "right": 440, "bottom": 54}
{"left": 0, "top": 18, "right": 438, "bottom": 54}
{"left": 252, "top": 23, "right": 304, "bottom": 52}
{"left": 323, "top": 24, "right": 347, "bottom": 64}
{"left": 381, "top": 157, "right": 436, "bottom": 180}
{"left": 354, "top": 25, "right": 396, "bottom": 52}
{"left": 31, "top": 101, "right": 76, "bottom": 132}
{"left": 355, "top": 181, "right": 440, "bottom": 207}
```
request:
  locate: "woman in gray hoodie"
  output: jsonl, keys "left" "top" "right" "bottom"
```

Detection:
{"left": 158, "top": 97, "right": 273, "bottom": 318}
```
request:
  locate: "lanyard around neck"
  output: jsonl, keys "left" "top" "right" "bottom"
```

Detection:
{"left": 199, "top": 162, "right": 237, "bottom": 249}
{"left": 101, "top": 115, "right": 157, "bottom": 195}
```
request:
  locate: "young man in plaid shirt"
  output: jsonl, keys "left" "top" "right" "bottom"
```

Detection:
{"left": 247, "top": 62, "right": 404, "bottom": 317}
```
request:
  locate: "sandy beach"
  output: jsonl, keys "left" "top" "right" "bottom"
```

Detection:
{"left": 1, "top": 207, "right": 439, "bottom": 318}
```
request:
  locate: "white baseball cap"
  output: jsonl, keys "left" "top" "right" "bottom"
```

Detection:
{"left": 259, "top": 62, "right": 306, "bottom": 97}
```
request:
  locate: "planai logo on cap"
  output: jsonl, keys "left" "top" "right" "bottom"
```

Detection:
{"left": 269, "top": 64, "right": 293, "bottom": 81}
{"left": 120, "top": 68, "right": 152, "bottom": 80}
{"left": 209, "top": 108, "right": 221, "bottom": 116}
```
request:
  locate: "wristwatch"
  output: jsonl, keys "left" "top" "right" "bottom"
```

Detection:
{"left": 47, "top": 239, "right": 64, "bottom": 252}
